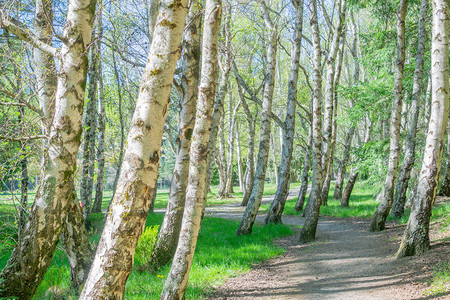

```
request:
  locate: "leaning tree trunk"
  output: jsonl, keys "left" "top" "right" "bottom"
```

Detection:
{"left": 78, "top": 0, "right": 189, "bottom": 297}
{"left": 265, "top": 0, "right": 303, "bottom": 224}
{"left": 236, "top": 1, "right": 277, "bottom": 236}
{"left": 295, "top": 126, "right": 312, "bottom": 212}
{"left": 320, "top": 0, "right": 345, "bottom": 204}
{"left": 299, "top": 0, "right": 324, "bottom": 243}
{"left": 341, "top": 172, "right": 359, "bottom": 207}
{"left": 321, "top": 22, "right": 346, "bottom": 205}
{"left": 396, "top": 0, "right": 449, "bottom": 258}
{"left": 160, "top": 0, "right": 222, "bottom": 297}
{"left": 144, "top": 3, "right": 201, "bottom": 270}
{"left": 391, "top": 0, "right": 428, "bottom": 218}
{"left": 80, "top": 24, "right": 99, "bottom": 216}
{"left": 371, "top": 0, "right": 408, "bottom": 232}
{"left": 0, "top": 1, "right": 96, "bottom": 298}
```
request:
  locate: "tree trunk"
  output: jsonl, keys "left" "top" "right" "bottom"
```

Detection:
{"left": 80, "top": 21, "right": 100, "bottom": 217}
{"left": 236, "top": 1, "right": 277, "bottom": 236}
{"left": 341, "top": 172, "right": 359, "bottom": 207}
{"left": 79, "top": 0, "right": 189, "bottom": 296}
{"left": 295, "top": 127, "right": 312, "bottom": 212}
{"left": 18, "top": 106, "right": 28, "bottom": 230}
{"left": 144, "top": 3, "right": 201, "bottom": 270}
{"left": 160, "top": 0, "right": 221, "bottom": 297}
{"left": 320, "top": 0, "right": 345, "bottom": 198}
{"left": 60, "top": 187, "right": 93, "bottom": 291}
{"left": 270, "top": 131, "right": 279, "bottom": 186}
{"left": 92, "top": 70, "right": 105, "bottom": 213}
{"left": 0, "top": 1, "right": 96, "bottom": 298}
{"left": 299, "top": 0, "right": 323, "bottom": 243}
{"left": 370, "top": 0, "right": 408, "bottom": 232}
{"left": 391, "top": 0, "right": 428, "bottom": 217}
{"left": 321, "top": 20, "right": 346, "bottom": 205}
{"left": 438, "top": 118, "right": 450, "bottom": 196}
{"left": 265, "top": 0, "right": 303, "bottom": 224}
{"left": 334, "top": 126, "right": 355, "bottom": 200}
{"left": 396, "top": 0, "right": 449, "bottom": 257}
{"left": 236, "top": 81, "right": 255, "bottom": 206}
{"left": 110, "top": 50, "right": 126, "bottom": 202}
{"left": 217, "top": 116, "right": 228, "bottom": 197}
{"left": 236, "top": 121, "right": 245, "bottom": 192}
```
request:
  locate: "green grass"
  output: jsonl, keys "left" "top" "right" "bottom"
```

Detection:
{"left": 259, "top": 182, "right": 380, "bottom": 219}
{"left": 0, "top": 206, "right": 293, "bottom": 299}
{"left": 424, "top": 261, "right": 450, "bottom": 297}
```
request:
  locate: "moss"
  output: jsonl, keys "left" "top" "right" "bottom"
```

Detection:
{"left": 158, "top": 19, "right": 177, "bottom": 29}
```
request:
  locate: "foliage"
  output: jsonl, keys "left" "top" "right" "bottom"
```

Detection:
{"left": 423, "top": 262, "right": 450, "bottom": 297}
{"left": 134, "top": 225, "right": 159, "bottom": 266}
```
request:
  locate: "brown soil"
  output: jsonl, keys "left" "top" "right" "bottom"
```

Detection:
{"left": 208, "top": 192, "right": 450, "bottom": 300}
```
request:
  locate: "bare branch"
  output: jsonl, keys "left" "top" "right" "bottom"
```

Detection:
{"left": 0, "top": 89, "right": 43, "bottom": 116}
{"left": 0, "top": 135, "right": 46, "bottom": 141}
{"left": 0, "top": 10, "right": 60, "bottom": 57}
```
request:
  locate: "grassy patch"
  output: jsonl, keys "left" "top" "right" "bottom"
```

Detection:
{"left": 260, "top": 182, "right": 380, "bottom": 219}
{"left": 423, "top": 262, "right": 450, "bottom": 297}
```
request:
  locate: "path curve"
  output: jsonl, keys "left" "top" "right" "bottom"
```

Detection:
{"left": 208, "top": 189, "right": 450, "bottom": 300}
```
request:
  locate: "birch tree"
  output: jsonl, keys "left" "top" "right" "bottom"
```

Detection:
{"left": 265, "top": 0, "right": 303, "bottom": 224}
{"left": 396, "top": 0, "right": 449, "bottom": 257}
{"left": 160, "top": 0, "right": 222, "bottom": 296}
{"left": 145, "top": 1, "right": 202, "bottom": 270}
{"left": 237, "top": 0, "right": 277, "bottom": 236}
{"left": 0, "top": 0, "right": 96, "bottom": 298}
{"left": 370, "top": 0, "right": 408, "bottom": 232}
{"left": 391, "top": 0, "right": 428, "bottom": 218}
{"left": 298, "top": 0, "right": 323, "bottom": 243}
{"left": 79, "top": 0, "right": 189, "bottom": 296}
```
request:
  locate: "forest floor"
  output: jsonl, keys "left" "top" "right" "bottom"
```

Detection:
{"left": 208, "top": 188, "right": 450, "bottom": 300}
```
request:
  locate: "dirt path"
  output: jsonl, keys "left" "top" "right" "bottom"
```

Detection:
{"left": 208, "top": 189, "right": 450, "bottom": 300}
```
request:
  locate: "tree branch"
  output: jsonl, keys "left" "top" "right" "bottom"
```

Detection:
{"left": 0, "top": 135, "right": 46, "bottom": 141}
{"left": 0, "top": 10, "right": 60, "bottom": 57}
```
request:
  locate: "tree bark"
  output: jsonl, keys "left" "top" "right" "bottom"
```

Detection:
{"left": 225, "top": 93, "right": 239, "bottom": 195}
{"left": 144, "top": 2, "right": 201, "bottom": 270}
{"left": 92, "top": 3, "right": 105, "bottom": 214}
{"left": 299, "top": 0, "right": 323, "bottom": 243}
{"left": 438, "top": 116, "right": 450, "bottom": 196}
{"left": 396, "top": 0, "right": 449, "bottom": 257}
{"left": 265, "top": 0, "right": 303, "bottom": 224}
{"left": 391, "top": 0, "right": 428, "bottom": 218}
{"left": 80, "top": 22, "right": 100, "bottom": 217}
{"left": 79, "top": 0, "right": 189, "bottom": 296}
{"left": 217, "top": 115, "right": 228, "bottom": 197}
{"left": 236, "top": 1, "right": 277, "bottom": 236}
{"left": 334, "top": 126, "right": 355, "bottom": 200}
{"left": 160, "top": 0, "right": 221, "bottom": 297}
{"left": 236, "top": 121, "right": 245, "bottom": 192}
{"left": 341, "top": 172, "right": 359, "bottom": 207}
{"left": 320, "top": 0, "right": 345, "bottom": 202}
{"left": 321, "top": 20, "right": 346, "bottom": 205}
{"left": 370, "top": 0, "right": 408, "bottom": 232}
{"left": 295, "top": 126, "right": 312, "bottom": 212}
{"left": 0, "top": 1, "right": 96, "bottom": 298}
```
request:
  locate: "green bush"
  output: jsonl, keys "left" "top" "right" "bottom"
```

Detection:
{"left": 134, "top": 225, "right": 159, "bottom": 266}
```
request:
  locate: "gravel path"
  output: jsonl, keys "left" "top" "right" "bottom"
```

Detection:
{"left": 208, "top": 189, "right": 450, "bottom": 300}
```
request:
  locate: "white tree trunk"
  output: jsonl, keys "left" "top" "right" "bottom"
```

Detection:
{"left": 237, "top": 1, "right": 277, "bottom": 236}
{"left": 0, "top": 1, "right": 96, "bottom": 298}
{"left": 396, "top": 0, "right": 449, "bottom": 257}
{"left": 79, "top": 0, "right": 189, "bottom": 297}
{"left": 265, "top": 0, "right": 303, "bottom": 224}
{"left": 145, "top": 2, "right": 202, "bottom": 270}
{"left": 371, "top": 0, "right": 408, "bottom": 232}
{"left": 160, "top": 0, "right": 222, "bottom": 297}
{"left": 299, "top": 0, "right": 324, "bottom": 243}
